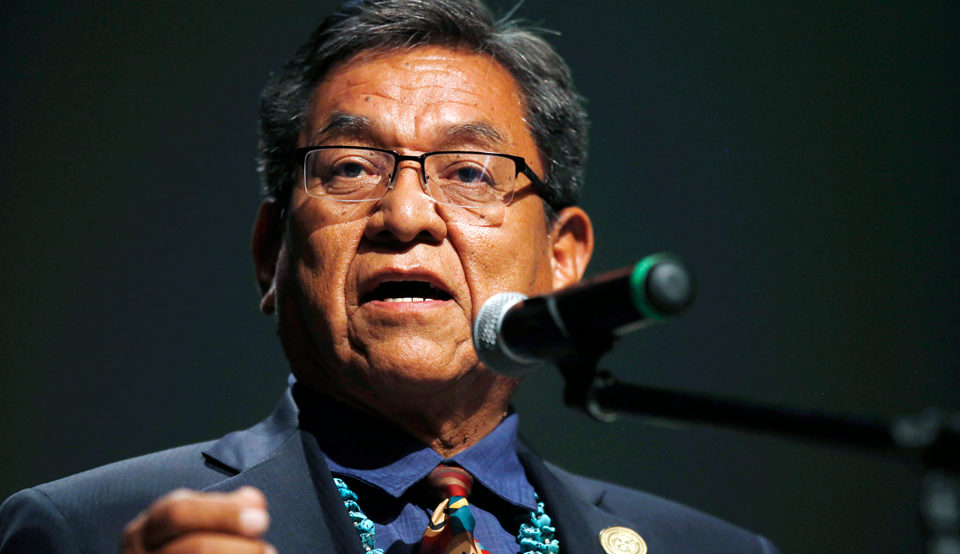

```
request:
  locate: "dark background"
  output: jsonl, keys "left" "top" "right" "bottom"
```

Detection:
{"left": 1, "top": 1, "right": 957, "bottom": 552}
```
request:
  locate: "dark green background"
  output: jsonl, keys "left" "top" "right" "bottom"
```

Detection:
{"left": 1, "top": 1, "right": 957, "bottom": 552}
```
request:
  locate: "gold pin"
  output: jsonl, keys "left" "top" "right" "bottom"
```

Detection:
{"left": 599, "top": 526, "right": 648, "bottom": 554}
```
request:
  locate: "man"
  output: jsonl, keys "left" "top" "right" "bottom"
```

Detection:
{"left": 1, "top": 1, "right": 778, "bottom": 552}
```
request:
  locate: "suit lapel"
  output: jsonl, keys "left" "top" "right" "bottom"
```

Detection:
{"left": 200, "top": 389, "right": 361, "bottom": 552}
{"left": 518, "top": 446, "right": 638, "bottom": 554}
{"left": 202, "top": 430, "right": 358, "bottom": 552}
{"left": 300, "top": 429, "right": 367, "bottom": 552}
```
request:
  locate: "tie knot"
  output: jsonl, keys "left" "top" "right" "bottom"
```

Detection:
{"left": 427, "top": 464, "right": 474, "bottom": 499}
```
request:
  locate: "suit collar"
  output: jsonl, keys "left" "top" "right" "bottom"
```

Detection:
{"left": 201, "top": 429, "right": 358, "bottom": 551}
{"left": 198, "top": 386, "right": 359, "bottom": 551}
{"left": 201, "top": 387, "right": 300, "bottom": 474}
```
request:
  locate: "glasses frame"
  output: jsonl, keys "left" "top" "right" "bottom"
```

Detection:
{"left": 294, "top": 145, "right": 546, "bottom": 207}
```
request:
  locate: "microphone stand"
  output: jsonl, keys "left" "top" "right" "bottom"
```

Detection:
{"left": 555, "top": 339, "right": 960, "bottom": 554}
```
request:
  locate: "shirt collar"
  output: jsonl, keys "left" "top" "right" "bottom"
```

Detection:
{"left": 292, "top": 383, "right": 536, "bottom": 510}
{"left": 448, "top": 413, "right": 536, "bottom": 510}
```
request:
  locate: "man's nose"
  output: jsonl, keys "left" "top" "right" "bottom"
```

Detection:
{"left": 363, "top": 163, "right": 446, "bottom": 244}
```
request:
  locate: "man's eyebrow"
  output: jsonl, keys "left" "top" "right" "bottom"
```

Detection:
{"left": 311, "top": 112, "right": 375, "bottom": 144}
{"left": 310, "top": 114, "right": 508, "bottom": 150}
{"left": 443, "top": 122, "right": 508, "bottom": 150}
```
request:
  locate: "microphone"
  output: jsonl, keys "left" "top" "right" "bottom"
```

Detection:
{"left": 472, "top": 253, "right": 695, "bottom": 377}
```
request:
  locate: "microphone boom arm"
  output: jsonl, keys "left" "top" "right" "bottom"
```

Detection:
{"left": 564, "top": 361, "right": 960, "bottom": 473}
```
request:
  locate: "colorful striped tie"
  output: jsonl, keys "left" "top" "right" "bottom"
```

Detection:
{"left": 419, "top": 465, "right": 490, "bottom": 554}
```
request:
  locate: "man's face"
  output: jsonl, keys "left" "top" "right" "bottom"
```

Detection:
{"left": 257, "top": 46, "right": 590, "bottom": 409}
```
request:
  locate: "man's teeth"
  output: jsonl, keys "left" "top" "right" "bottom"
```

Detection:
{"left": 365, "top": 280, "right": 452, "bottom": 303}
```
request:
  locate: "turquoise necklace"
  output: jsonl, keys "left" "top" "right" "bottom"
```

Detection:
{"left": 334, "top": 477, "right": 560, "bottom": 554}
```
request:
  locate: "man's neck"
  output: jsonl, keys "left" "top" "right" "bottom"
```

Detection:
{"left": 296, "top": 370, "right": 518, "bottom": 458}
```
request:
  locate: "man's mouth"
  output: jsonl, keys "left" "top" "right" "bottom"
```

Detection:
{"left": 361, "top": 280, "right": 453, "bottom": 304}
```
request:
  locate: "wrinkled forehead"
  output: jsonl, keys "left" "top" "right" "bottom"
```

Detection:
{"left": 316, "top": 44, "right": 528, "bottom": 107}
{"left": 301, "top": 46, "right": 538, "bottom": 161}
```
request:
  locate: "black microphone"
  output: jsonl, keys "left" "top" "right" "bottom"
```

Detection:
{"left": 472, "top": 253, "right": 695, "bottom": 377}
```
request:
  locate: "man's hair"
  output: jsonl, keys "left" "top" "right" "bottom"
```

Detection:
{"left": 257, "top": 0, "right": 588, "bottom": 219}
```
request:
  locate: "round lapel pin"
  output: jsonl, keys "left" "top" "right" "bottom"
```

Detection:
{"left": 599, "top": 526, "right": 648, "bottom": 554}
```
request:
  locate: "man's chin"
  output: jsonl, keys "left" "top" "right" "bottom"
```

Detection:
{"left": 360, "top": 357, "right": 475, "bottom": 395}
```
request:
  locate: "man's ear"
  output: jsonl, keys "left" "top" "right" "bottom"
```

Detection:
{"left": 252, "top": 198, "right": 284, "bottom": 315}
{"left": 549, "top": 206, "right": 594, "bottom": 290}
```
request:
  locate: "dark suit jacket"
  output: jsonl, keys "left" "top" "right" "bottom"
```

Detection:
{"left": 0, "top": 390, "right": 779, "bottom": 553}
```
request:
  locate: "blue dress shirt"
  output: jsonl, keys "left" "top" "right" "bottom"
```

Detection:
{"left": 293, "top": 385, "right": 538, "bottom": 553}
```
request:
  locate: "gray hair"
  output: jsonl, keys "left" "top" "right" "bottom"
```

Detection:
{"left": 257, "top": 0, "right": 588, "bottom": 219}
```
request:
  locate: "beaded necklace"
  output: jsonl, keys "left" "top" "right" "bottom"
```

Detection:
{"left": 334, "top": 477, "right": 560, "bottom": 554}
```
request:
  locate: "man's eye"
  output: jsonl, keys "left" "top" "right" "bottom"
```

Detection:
{"left": 457, "top": 166, "right": 485, "bottom": 183}
{"left": 331, "top": 161, "right": 372, "bottom": 179}
{"left": 444, "top": 164, "right": 492, "bottom": 186}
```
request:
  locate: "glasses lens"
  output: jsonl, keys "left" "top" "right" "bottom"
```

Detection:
{"left": 425, "top": 153, "right": 516, "bottom": 208}
{"left": 303, "top": 148, "right": 391, "bottom": 201}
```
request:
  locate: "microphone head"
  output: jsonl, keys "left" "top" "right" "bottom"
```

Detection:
{"left": 472, "top": 292, "right": 550, "bottom": 378}
{"left": 630, "top": 254, "right": 696, "bottom": 320}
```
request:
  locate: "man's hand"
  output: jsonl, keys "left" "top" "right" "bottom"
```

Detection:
{"left": 122, "top": 487, "right": 276, "bottom": 554}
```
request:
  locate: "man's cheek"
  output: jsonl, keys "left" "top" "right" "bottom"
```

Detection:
{"left": 300, "top": 269, "right": 341, "bottom": 315}
{"left": 464, "top": 261, "right": 520, "bottom": 319}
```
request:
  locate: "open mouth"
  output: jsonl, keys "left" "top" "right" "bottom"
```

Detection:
{"left": 361, "top": 280, "right": 453, "bottom": 304}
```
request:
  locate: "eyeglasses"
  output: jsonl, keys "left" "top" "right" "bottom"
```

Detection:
{"left": 295, "top": 146, "right": 545, "bottom": 209}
